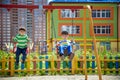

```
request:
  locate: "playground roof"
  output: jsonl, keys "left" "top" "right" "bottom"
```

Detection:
{"left": 48, "top": 0, "right": 120, "bottom": 3}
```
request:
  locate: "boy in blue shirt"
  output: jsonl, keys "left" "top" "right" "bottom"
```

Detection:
{"left": 57, "top": 31, "right": 75, "bottom": 60}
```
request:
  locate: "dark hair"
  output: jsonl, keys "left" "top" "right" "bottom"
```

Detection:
{"left": 19, "top": 27, "right": 26, "bottom": 31}
{"left": 61, "top": 31, "right": 68, "bottom": 35}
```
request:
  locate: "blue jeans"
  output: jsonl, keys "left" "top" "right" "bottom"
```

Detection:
{"left": 58, "top": 45, "right": 72, "bottom": 56}
{"left": 16, "top": 47, "right": 27, "bottom": 65}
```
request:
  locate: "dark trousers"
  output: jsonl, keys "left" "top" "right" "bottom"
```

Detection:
{"left": 16, "top": 47, "right": 27, "bottom": 65}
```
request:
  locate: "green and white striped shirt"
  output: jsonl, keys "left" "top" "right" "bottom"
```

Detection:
{"left": 13, "top": 34, "right": 29, "bottom": 49}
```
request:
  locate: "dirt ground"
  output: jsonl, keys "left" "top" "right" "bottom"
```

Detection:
{"left": 0, "top": 75, "right": 120, "bottom": 80}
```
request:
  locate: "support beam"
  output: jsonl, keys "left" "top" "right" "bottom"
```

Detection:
{"left": 83, "top": 9, "right": 87, "bottom": 80}
{"left": 88, "top": 6, "right": 102, "bottom": 80}
{"left": 0, "top": 4, "right": 39, "bottom": 9}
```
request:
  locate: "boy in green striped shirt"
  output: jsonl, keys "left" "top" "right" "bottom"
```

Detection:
{"left": 13, "top": 27, "right": 30, "bottom": 69}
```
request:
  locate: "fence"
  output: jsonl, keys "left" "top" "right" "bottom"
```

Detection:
{"left": 0, "top": 55, "right": 120, "bottom": 76}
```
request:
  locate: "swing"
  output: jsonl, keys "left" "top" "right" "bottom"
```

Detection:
{"left": 12, "top": 4, "right": 34, "bottom": 54}
{"left": 43, "top": 5, "right": 102, "bottom": 80}
{"left": 50, "top": 9, "right": 76, "bottom": 60}
{"left": 56, "top": 41, "right": 75, "bottom": 60}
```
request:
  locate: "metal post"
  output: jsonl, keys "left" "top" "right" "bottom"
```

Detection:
{"left": 87, "top": 5, "right": 102, "bottom": 80}
{"left": 83, "top": 8, "right": 87, "bottom": 80}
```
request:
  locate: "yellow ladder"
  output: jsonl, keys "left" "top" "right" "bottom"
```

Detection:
{"left": 83, "top": 5, "right": 102, "bottom": 80}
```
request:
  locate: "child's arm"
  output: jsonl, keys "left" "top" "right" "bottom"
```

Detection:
{"left": 26, "top": 35, "right": 31, "bottom": 49}
{"left": 70, "top": 40, "right": 76, "bottom": 52}
{"left": 26, "top": 35, "right": 30, "bottom": 42}
{"left": 56, "top": 41, "right": 61, "bottom": 46}
{"left": 12, "top": 35, "right": 18, "bottom": 42}
{"left": 26, "top": 35, "right": 31, "bottom": 53}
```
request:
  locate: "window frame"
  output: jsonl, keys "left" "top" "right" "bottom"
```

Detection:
{"left": 92, "top": 6, "right": 113, "bottom": 20}
{"left": 94, "top": 25, "right": 111, "bottom": 34}
{"left": 100, "top": 42, "right": 111, "bottom": 50}
{"left": 90, "top": 23, "right": 113, "bottom": 36}
{"left": 58, "top": 23, "right": 82, "bottom": 36}
{"left": 59, "top": 9, "right": 82, "bottom": 20}
{"left": 61, "top": 9, "right": 80, "bottom": 18}
{"left": 92, "top": 9, "right": 111, "bottom": 18}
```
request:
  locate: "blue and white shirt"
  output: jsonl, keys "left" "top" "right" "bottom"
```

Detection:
{"left": 57, "top": 40, "right": 75, "bottom": 47}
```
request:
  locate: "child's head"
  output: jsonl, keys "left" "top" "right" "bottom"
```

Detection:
{"left": 19, "top": 27, "right": 26, "bottom": 35}
{"left": 61, "top": 31, "right": 69, "bottom": 40}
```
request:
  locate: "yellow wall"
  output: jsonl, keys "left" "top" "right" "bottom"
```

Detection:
{"left": 111, "top": 42, "right": 117, "bottom": 52}
{"left": 118, "top": 40, "right": 120, "bottom": 51}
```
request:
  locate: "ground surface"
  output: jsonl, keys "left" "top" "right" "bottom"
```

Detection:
{"left": 0, "top": 75, "right": 120, "bottom": 80}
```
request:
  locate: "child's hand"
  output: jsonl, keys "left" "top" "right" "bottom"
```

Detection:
{"left": 54, "top": 39, "right": 57, "bottom": 43}
{"left": 57, "top": 44, "right": 60, "bottom": 47}
{"left": 12, "top": 36, "right": 14, "bottom": 39}
{"left": 12, "top": 36, "right": 15, "bottom": 42}
{"left": 28, "top": 38, "right": 30, "bottom": 41}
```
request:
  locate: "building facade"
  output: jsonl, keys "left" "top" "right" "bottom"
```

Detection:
{"left": 0, "top": 0, "right": 11, "bottom": 50}
{"left": 0, "top": 0, "right": 47, "bottom": 50}
{"left": 46, "top": 0, "right": 120, "bottom": 51}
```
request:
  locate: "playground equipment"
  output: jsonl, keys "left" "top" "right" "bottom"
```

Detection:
{"left": 1, "top": 3, "right": 118, "bottom": 80}
{"left": 43, "top": 5, "right": 102, "bottom": 80}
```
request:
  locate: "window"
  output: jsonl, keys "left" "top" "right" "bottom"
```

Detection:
{"left": 61, "top": 25, "right": 80, "bottom": 34}
{"left": 100, "top": 42, "right": 111, "bottom": 50}
{"left": 94, "top": 25, "right": 111, "bottom": 34}
{"left": 61, "top": 9, "right": 80, "bottom": 18}
{"left": 92, "top": 10, "right": 111, "bottom": 18}
{"left": 106, "top": 10, "right": 110, "bottom": 18}
{"left": 59, "top": 23, "right": 82, "bottom": 36}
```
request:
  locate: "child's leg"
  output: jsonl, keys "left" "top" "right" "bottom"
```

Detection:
{"left": 58, "top": 45, "right": 64, "bottom": 56}
{"left": 67, "top": 45, "right": 72, "bottom": 55}
{"left": 16, "top": 47, "right": 21, "bottom": 65}
{"left": 21, "top": 48, "right": 27, "bottom": 63}
{"left": 67, "top": 45, "right": 74, "bottom": 60}
{"left": 21, "top": 48, "right": 27, "bottom": 69}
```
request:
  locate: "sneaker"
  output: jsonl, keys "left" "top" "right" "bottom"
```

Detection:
{"left": 21, "top": 63, "right": 25, "bottom": 70}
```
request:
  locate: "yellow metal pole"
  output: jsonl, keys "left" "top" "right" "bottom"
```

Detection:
{"left": 83, "top": 8, "right": 87, "bottom": 80}
{"left": 75, "top": 55, "right": 78, "bottom": 72}
{"left": 10, "top": 56, "right": 14, "bottom": 76}
{"left": 2, "top": 56, "right": 6, "bottom": 75}
{"left": 27, "top": 55, "right": 31, "bottom": 73}
{"left": 47, "top": 10, "right": 52, "bottom": 52}
{"left": 72, "top": 56, "right": 75, "bottom": 74}
{"left": 74, "top": 55, "right": 77, "bottom": 73}
{"left": 47, "top": 10, "right": 51, "bottom": 40}
{"left": 87, "top": 5, "right": 102, "bottom": 80}
{"left": 51, "top": 55, "right": 54, "bottom": 72}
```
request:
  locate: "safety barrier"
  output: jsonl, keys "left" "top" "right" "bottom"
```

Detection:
{"left": 0, "top": 55, "right": 120, "bottom": 76}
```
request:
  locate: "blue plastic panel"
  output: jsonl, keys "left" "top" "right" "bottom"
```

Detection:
{"left": 50, "top": 0, "right": 120, "bottom": 2}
